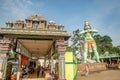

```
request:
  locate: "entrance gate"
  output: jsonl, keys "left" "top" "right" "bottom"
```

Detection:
{"left": 0, "top": 14, "right": 71, "bottom": 80}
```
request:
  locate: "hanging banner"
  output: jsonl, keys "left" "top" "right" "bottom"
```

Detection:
{"left": 21, "top": 55, "right": 28, "bottom": 65}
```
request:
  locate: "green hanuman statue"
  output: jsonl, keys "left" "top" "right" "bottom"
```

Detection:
{"left": 80, "top": 20, "right": 100, "bottom": 63}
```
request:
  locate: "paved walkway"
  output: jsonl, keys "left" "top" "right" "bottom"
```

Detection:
{"left": 77, "top": 69, "right": 120, "bottom": 80}
{"left": 22, "top": 78, "right": 44, "bottom": 80}
{"left": 22, "top": 71, "right": 44, "bottom": 80}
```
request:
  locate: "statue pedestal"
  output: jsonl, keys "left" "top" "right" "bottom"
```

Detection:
{"left": 78, "top": 63, "right": 106, "bottom": 72}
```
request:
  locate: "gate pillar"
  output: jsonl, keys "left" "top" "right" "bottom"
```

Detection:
{"left": 56, "top": 38, "right": 67, "bottom": 80}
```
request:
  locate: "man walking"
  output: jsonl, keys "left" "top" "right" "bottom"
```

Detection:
{"left": 85, "top": 64, "right": 89, "bottom": 76}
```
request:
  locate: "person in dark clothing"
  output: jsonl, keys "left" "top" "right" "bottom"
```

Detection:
{"left": 41, "top": 66, "right": 45, "bottom": 77}
{"left": 50, "top": 71, "right": 55, "bottom": 80}
{"left": 37, "top": 66, "right": 41, "bottom": 78}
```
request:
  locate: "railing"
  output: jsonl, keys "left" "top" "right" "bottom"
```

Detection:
{"left": 99, "top": 53, "right": 120, "bottom": 58}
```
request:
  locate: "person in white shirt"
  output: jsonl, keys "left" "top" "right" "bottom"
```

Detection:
{"left": 0, "top": 69, "right": 3, "bottom": 79}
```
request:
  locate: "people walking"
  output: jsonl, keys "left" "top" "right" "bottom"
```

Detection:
{"left": 37, "top": 65, "right": 41, "bottom": 78}
{"left": 41, "top": 66, "right": 44, "bottom": 77}
{"left": 84, "top": 64, "right": 89, "bottom": 76}
{"left": 0, "top": 69, "right": 3, "bottom": 80}
{"left": 13, "top": 67, "right": 18, "bottom": 76}
{"left": 44, "top": 69, "right": 51, "bottom": 80}
{"left": 10, "top": 72, "right": 16, "bottom": 80}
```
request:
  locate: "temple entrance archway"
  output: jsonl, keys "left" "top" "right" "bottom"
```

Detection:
{"left": 0, "top": 14, "right": 71, "bottom": 80}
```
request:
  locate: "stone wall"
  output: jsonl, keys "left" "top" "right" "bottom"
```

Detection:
{"left": 78, "top": 63, "right": 107, "bottom": 72}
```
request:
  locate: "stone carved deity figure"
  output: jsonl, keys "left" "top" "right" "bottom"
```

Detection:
{"left": 80, "top": 20, "right": 100, "bottom": 63}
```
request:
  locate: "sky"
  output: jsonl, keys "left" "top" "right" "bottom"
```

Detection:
{"left": 0, "top": 0, "right": 120, "bottom": 46}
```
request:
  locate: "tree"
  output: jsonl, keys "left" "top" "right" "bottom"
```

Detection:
{"left": 111, "top": 47, "right": 120, "bottom": 53}
{"left": 94, "top": 35, "right": 113, "bottom": 54}
{"left": 70, "top": 29, "right": 84, "bottom": 52}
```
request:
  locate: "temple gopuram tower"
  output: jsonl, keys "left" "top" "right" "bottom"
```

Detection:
{"left": 26, "top": 14, "right": 47, "bottom": 29}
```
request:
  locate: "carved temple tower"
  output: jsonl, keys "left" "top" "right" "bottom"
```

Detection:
{"left": 26, "top": 14, "right": 47, "bottom": 29}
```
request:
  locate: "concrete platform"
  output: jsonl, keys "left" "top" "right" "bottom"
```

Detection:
{"left": 77, "top": 69, "right": 120, "bottom": 80}
{"left": 78, "top": 63, "right": 106, "bottom": 71}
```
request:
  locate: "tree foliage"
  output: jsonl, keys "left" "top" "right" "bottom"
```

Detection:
{"left": 70, "top": 29, "right": 83, "bottom": 51}
{"left": 94, "top": 35, "right": 113, "bottom": 54}
{"left": 70, "top": 29, "right": 120, "bottom": 54}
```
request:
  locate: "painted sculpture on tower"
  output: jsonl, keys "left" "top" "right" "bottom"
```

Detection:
{"left": 80, "top": 20, "right": 100, "bottom": 63}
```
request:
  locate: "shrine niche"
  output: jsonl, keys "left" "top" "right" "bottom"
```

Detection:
{"left": 6, "top": 21, "right": 13, "bottom": 28}
{"left": 26, "top": 14, "right": 46, "bottom": 29}
{"left": 58, "top": 24, "right": 64, "bottom": 30}
{"left": 47, "top": 21, "right": 57, "bottom": 30}
{"left": 13, "top": 19, "right": 24, "bottom": 29}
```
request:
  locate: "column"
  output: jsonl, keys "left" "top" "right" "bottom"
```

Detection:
{"left": 48, "top": 55, "right": 51, "bottom": 69}
{"left": 58, "top": 52, "right": 66, "bottom": 80}
{"left": 56, "top": 38, "right": 67, "bottom": 80}
{"left": 50, "top": 45, "right": 54, "bottom": 73}
{"left": 17, "top": 54, "right": 21, "bottom": 80}
{"left": 16, "top": 43, "right": 21, "bottom": 80}
{"left": 0, "top": 35, "right": 11, "bottom": 79}
{"left": 44, "top": 56, "right": 46, "bottom": 68}
{"left": 51, "top": 55, "right": 54, "bottom": 73}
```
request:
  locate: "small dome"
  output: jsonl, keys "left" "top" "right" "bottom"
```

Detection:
{"left": 48, "top": 20, "right": 56, "bottom": 26}
{"left": 49, "top": 20, "right": 55, "bottom": 23}
{"left": 6, "top": 21, "right": 13, "bottom": 23}
{"left": 59, "top": 24, "right": 64, "bottom": 26}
